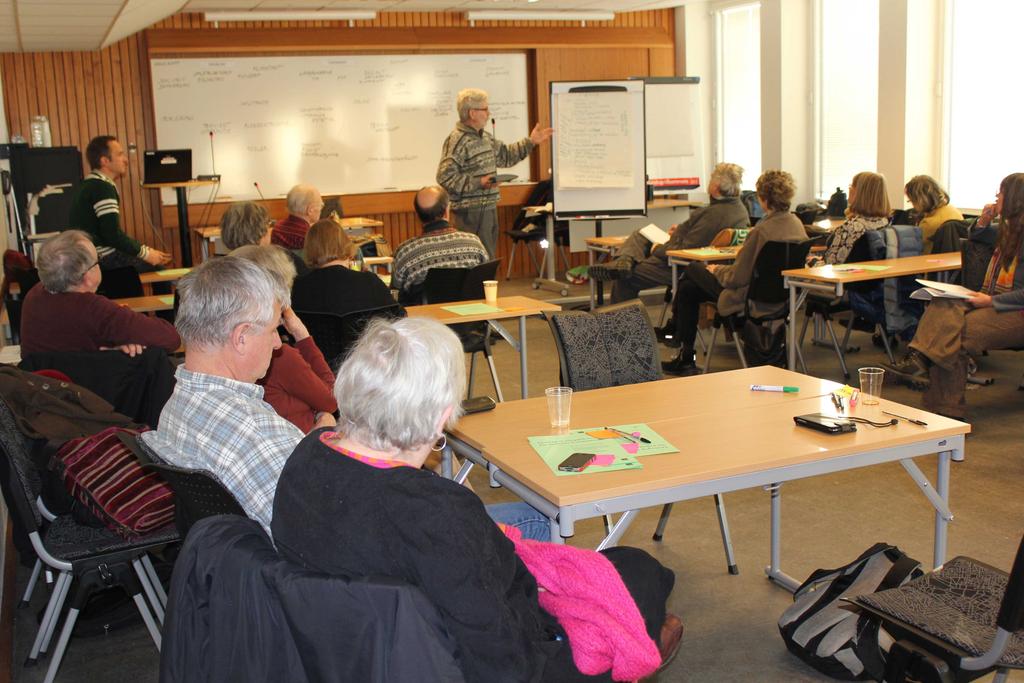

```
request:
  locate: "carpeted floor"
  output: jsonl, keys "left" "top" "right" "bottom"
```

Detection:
{"left": 11, "top": 276, "right": 1021, "bottom": 682}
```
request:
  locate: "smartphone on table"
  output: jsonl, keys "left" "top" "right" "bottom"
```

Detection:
{"left": 557, "top": 452, "right": 596, "bottom": 473}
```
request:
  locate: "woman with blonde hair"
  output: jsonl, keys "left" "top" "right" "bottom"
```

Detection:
{"left": 291, "top": 219, "right": 397, "bottom": 319}
{"left": 809, "top": 171, "right": 891, "bottom": 266}
{"left": 887, "top": 173, "right": 1024, "bottom": 419}
{"left": 230, "top": 244, "right": 337, "bottom": 433}
{"left": 904, "top": 175, "right": 963, "bottom": 252}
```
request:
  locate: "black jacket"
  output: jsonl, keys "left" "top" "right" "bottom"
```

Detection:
{"left": 161, "top": 515, "right": 464, "bottom": 683}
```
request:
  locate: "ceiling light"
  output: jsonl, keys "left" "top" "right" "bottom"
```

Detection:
{"left": 204, "top": 11, "right": 377, "bottom": 22}
{"left": 465, "top": 10, "right": 614, "bottom": 22}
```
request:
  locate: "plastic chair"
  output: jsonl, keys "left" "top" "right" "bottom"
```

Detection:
{"left": 545, "top": 301, "right": 738, "bottom": 574}
{"left": 852, "top": 533, "right": 1024, "bottom": 683}
{"left": 295, "top": 304, "right": 405, "bottom": 371}
{"left": 0, "top": 397, "right": 175, "bottom": 683}
{"left": 422, "top": 260, "right": 505, "bottom": 401}
{"left": 704, "top": 240, "right": 814, "bottom": 373}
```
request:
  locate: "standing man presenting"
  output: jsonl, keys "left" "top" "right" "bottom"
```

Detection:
{"left": 437, "top": 88, "right": 553, "bottom": 257}
{"left": 70, "top": 135, "right": 171, "bottom": 271}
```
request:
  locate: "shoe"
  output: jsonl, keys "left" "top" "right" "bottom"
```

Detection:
{"left": 885, "top": 351, "right": 930, "bottom": 388}
{"left": 662, "top": 354, "right": 699, "bottom": 377}
{"left": 641, "top": 613, "right": 684, "bottom": 681}
{"left": 589, "top": 257, "right": 633, "bottom": 282}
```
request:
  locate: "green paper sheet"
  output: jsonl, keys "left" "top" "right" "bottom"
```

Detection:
{"left": 155, "top": 268, "right": 190, "bottom": 277}
{"left": 441, "top": 303, "right": 503, "bottom": 315}
{"left": 529, "top": 423, "right": 678, "bottom": 477}
{"left": 158, "top": 295, "right": 175, "bottom": 307}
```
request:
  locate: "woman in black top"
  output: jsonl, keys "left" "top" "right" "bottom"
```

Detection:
{"left": 271, "top": 318, "right": 679, "bottom": 683}
{"left": 291, "top": 219, "right": 397, "bottom": 317}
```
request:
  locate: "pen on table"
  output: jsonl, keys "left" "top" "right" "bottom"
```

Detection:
{"left": 605, "top": 426, "right": 651, "bottom": 444}
{"left": 882, "top": 410, "right": 928, "bottom": 426}
{"left": 850, "top": 389, "right": 859, "bottom": 407}
{"left": 750, "top": 385, "right": 799, "bottom": 393}
{"left": 831, "top": 393, "right": 844, "bottom": 413}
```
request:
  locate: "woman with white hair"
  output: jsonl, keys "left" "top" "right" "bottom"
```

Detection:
{"left": 271, "top": 317, "right": 681, "bottom": 683}
{"left": 230, "top": 244, "right": 337, "bottom": 433}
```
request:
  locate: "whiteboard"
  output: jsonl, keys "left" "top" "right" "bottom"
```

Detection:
{"left": 550, "top": 80, "right": 646, "bottom": 220}
{"left": 641, "top": 77, "right": 706, "bottom": 192}
{"left": 150, "top": 54, "right": 530, "bottom": 204}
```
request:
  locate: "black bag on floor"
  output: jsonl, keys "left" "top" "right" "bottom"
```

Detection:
{"left": 778, "top": 543, "right": 923, "bottom": 680}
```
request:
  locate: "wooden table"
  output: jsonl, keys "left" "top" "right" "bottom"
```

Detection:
{"left": 406, "top": 295, "right": 561, "bottom": 400}
{"left": 782, "top": 252, "right": 962, "bottom": 370}
{"left": 142, "top": 180, "right": 219, "bottom": 267}
{"left": 7, "top": 268, "right": 191, "bottom": 297}
{"left": 445, "top": 366, "right": 968, "bottom": 590}
{"left": 664, "top": 245, "right": 742, "bottom": 311}
{"left": 192, "top": 217, "right": 385, "bottom": 262}
{"left": 114, "top": 294, "right": 175, "bottom": 314}
{"left": 584, "top": 236, "right": 627, "bottom": 309}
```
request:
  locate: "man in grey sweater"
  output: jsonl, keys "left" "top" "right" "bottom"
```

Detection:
{"left": 590, "top": 162, "right": 750, "bottom": 304}
{"left": 437, "top": 88, "right": 552, "bottom": 257}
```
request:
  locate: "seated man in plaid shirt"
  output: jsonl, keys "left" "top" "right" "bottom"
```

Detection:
{"left": 141, "top": 256, "right": 335, "bottom": 536}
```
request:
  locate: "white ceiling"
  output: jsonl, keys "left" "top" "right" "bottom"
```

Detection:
{"left": 0, "top": 0, "right": 686, "bottom": 53}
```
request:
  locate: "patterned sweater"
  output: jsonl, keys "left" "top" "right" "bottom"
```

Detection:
{"left": 392, "top": 219, "right": 488, "bottom": 293}
{"left": 813, "top": 215, "right": 891, "bottom": 266}
{"left": 437, "top": 122, "right": 534, "bottom": 211}
{"left": 68, "top": 171, "right": 146, "bottom": 259}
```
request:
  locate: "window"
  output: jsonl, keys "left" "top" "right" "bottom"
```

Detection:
{"left": 945, "top": 0, "right": 1024, "bottom": 209}
{"left": 714, "top": 2, "right": 761, "bottom": 183}
{"left": 815, "top": 0, "right": 879, "bottom": 200}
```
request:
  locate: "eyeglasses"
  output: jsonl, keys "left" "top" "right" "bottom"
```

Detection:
{"left": 80, "top": 260, "right": 99, "bottom": 278}
{"left": 472, "top": 107, "right": 490, "bottom": 112}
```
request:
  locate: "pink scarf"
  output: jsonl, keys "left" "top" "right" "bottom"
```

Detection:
{"left": 502, "top": 526, "right": 660, "bottom": 681}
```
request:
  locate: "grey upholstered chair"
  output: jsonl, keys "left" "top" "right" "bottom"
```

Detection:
{"left": 544, "top": 300, "right": 738, "bottom": 574}
{"left": 852, "top": 533, "right": 1024, "bottom": 683}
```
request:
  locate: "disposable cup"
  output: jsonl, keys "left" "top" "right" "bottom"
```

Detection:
{"left": 483, "top": 280, "right": 498, "bottom": 305}
{"left": 545, "top": 386, "right": 572, "bottom": 429}
{"left": 858, "top": 367, "right": 885, "bottom": 405}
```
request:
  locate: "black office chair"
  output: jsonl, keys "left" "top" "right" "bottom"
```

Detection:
{"left": 703, "top": 240, "right": 814, "bottom": 373}
{"left": 545, "top": 301, "right": 738, "bottom": 574}
{"left": 0, "top": 397, "right": 175, "bottom": 683}
{"left": 800, "top": 233, "right": 888, "bottom": 378}
{"left": 296, "top": 304, "right": 405, "bottom": 371}
{"left": 851, "top": 534, "right": 1024, "bottom": 683}
{"left": 143, "top": 463, "right": 246, "bottom": 536}
{"left": 422, "top": 259, "right": 505, "bottom": 401}
{"left": 96, "top": 266, "right": 144, "bottom": 299}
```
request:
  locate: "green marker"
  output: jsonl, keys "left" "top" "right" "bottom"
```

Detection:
{"left": 750, "top": 384, "right": 799, "bottom": 393}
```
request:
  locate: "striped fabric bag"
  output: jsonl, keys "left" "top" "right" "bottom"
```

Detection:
{"left": 52, "top": 427, "right": 175, "bottom": 538}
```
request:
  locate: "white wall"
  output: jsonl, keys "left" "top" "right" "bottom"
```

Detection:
{"left": 681, "top": 2, "right": 715, "bottom": 203}
{"left": 682, "top": 0, "right": 946, "bottom": 206}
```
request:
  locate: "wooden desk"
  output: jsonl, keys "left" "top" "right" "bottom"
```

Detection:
{"left": 446, "top": 366, "right": 967, "bottom": 590}
{"left": 114, "top": 294, "right": 175, "bottom": 314}
{"left": 7, "top": 268, "right": 191, "bottom": 297}
{"left": 664, "top": 246, "right": 742, "bottom": 307}
{"left": 584, "top": 236, "right": 628, "bottom": 309}
{"left": 782, "top": 252, "right": 962, "bottom": 369}
{"left": 192, "top": 218, "right": 385, "bottom": 262}
{"left": 406, "top": 295, "right": 561, "bottom": 400}
{"left": 142, "top": 180, "right": 219, "bottom": 267}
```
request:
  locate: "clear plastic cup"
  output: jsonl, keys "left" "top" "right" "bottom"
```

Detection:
{"left": 858, "top": 367, "right": 885, "bottom": 405}
{"left": 545, "top": 386, "right": 572, "bottom": 429}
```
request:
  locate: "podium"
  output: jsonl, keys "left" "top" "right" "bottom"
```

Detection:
{"left": 142, "top": 179, "right": 219, "bottom": 267}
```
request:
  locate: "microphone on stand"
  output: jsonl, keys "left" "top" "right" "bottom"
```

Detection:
{"left": 253, "top": 182, "right": 266, "bottom": 200}
{"left": 198, "top": 131, "right": 220, "bottom": 181}
{"left": 491, "top": 118, "right": 496, "bottom": 139}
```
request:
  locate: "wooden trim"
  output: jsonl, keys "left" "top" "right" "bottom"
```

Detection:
{"left": 146, "top": 26, "right": 673, "bottom": 54}
{"left": 0, "top": 517, "right": 17, "bottom": 683}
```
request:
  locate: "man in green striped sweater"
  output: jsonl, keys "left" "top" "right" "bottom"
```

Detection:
{"left": 437, "top": 88, "right": 552, "bottom": 258}
{"left": 69, "top": 135, "right": 171, "bottom": 271}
